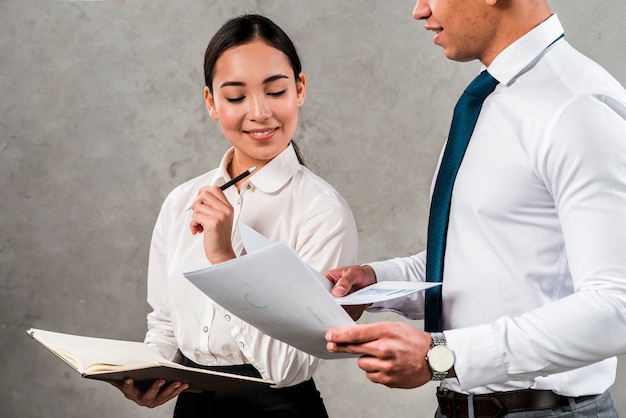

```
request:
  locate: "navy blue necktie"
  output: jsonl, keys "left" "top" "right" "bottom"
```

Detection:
{"left": 424, "top": 70, "right": 499, "bottom": 332}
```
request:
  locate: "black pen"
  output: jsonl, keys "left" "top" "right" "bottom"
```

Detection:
{"left": 186, "top": 166, "right": 257, "bottom": 211}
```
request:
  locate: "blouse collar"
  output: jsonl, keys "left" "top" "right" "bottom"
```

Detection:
{"left": 216, "top": 143, "right": 301, "bottom": 194}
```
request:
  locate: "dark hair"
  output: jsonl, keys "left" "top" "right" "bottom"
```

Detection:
{"left": 204, "top": 14, "right": 305, "bottom": 165}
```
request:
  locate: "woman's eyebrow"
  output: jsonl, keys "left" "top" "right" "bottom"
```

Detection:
{"left": 263, "top": 74, "right": 289, "bottom": 84}
{"left": 219, "top": 74, "right": 289, "bottom": 89}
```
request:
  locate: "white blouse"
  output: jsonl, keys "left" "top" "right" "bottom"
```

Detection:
{"left": 144, "top": 144, "right": 359, "bottom": 387}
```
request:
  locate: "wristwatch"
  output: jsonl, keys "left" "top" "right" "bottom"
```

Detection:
{"left": 426, "top": 332, "right": 455, "bottom": 381}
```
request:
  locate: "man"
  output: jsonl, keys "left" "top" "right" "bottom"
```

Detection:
{"left": 324, "top": 0, "right": 626, "bottom": 416}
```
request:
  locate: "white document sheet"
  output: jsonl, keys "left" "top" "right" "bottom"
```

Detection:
{"left": 183, "top": 223, "right": 439, "bottom": 359}
{"left": 335, "top": 281, "right": 440, "bottom": 305}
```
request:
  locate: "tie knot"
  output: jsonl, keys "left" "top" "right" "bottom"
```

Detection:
{"left": 465, "top": 70, "right": 499, "bottom": 100}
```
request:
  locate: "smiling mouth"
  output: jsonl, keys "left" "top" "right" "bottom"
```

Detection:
{"left": 427, "top": 27, "right": 442, "bottom": 35}
{"left": 246, "top": 129, "right": 276, "bottom": 137}
{"left": 425, "top": 23, "right": 442, "bottom": 35}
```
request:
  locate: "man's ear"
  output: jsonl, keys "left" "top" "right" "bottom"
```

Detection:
{"left": 204, "top": 86, "right": 218, "bottom": 119}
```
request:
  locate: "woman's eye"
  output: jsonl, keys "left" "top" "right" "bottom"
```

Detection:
{"left": 267, "top": 90, "right": 286, "bottom": 97}
{"left": 225, "top": 96, "right": 245, "bottom": 103}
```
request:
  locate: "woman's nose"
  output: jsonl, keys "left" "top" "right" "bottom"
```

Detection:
{"left": 249, "top": 95, "right": 272, "bottom": 121}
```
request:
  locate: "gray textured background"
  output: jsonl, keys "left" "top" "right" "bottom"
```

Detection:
{"left": 2, "top": 1, "right": 625, "bottom": 417}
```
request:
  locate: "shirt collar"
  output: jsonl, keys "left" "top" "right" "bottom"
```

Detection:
{"left": 216, "top": 143, "right": 301, "bottom": 193}
{"left": 485, "top": 14, "right": 565, "bottom": 86}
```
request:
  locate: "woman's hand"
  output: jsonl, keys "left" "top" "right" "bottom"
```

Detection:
{"left": 189, "top": 186, "right": 237, "bottom": 264}
{"left": 110, "top": 378, "right": 189, "bottom": 408}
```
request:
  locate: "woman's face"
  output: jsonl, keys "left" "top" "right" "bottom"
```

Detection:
{"left": 205, "top": 39, "right": 306, "bottom": 171}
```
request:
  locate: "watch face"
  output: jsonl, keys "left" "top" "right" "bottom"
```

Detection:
{"left": 429, "top": 345, "right": 455, "bottom": 372}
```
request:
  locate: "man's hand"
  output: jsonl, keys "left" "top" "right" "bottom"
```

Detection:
{"left": 324, "top": 265, "right": 377, "bottom": 320}
{"left": 110, "top": 378, "right": 189, "bottom": 408}
{"left": 325, "top": 322, "right": 433, "bottom": 388}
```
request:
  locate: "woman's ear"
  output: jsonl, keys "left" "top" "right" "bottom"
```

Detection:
{"left": 204, "top": 86, "right": 218, "bottom": 119}
{"left": 296, "top": 72, "right": 307, "bottom": 107}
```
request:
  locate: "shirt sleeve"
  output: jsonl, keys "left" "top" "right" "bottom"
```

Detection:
{"left": 143, "top": 194, "right": 179, "bottom": 361}
{"left": 294, "top": 190, "right": 359, "bottom": 272}
{"left": 448, "top": 93, "right": 626, "bottom": 391}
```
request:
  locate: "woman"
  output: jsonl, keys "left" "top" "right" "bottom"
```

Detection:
{"left": 114, "top": 14, "right": 358, "bottom": 417}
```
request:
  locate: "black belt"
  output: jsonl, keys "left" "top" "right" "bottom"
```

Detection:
{"left": 436, "top": 387, "right": 599, "bottom": 418}
{"left": 180, "top": 356, "right": 262, "bottom": 379}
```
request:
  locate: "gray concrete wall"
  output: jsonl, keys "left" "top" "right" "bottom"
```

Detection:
{"left": 2, "top": 1, "right": 625, "bottom": 417}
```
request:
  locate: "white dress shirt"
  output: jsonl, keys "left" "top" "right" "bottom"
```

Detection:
{"left": 144, "top": 144, "right": 359, "bottom": 388}
{"left": 369, "top": 15, "right": 626, "bottom": 396}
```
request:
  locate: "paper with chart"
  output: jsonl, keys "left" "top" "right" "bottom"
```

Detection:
{"left": 183, "top": 223, "right": 439, "bottom": 359}
{"left": 236, "top": 222, "right": 440, "bottom": 304}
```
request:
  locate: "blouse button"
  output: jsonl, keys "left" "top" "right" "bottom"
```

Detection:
{"left": 236, "top": 198, "right": 241, "bottom": 205}
{"left": 202, "top": 326, "right": 209, "bottom": 333}
{"left": 239, "top": 342, "right": 245, "bottom": 349}
{"left": 246, "top": 184, "right": 251, "bottom": 190}
{"left": 224, "top": 314, "right": 231, "bottom": 322}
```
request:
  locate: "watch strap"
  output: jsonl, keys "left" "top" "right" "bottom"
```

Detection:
{"left": 431, "top": 332, "right": 447, "bottom": 346}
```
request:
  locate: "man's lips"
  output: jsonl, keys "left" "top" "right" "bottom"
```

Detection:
{"left": 426, "top": 26, "right": 443, "bottom": 44}
{"left": 424, "top": 22, "right": 442, "bottom": 33}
